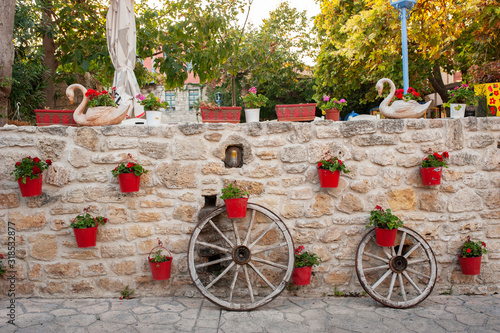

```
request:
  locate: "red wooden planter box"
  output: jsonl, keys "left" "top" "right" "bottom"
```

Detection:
{"left": 275, "top": 103, "right": 316, "bottom": 121}
{"left": 35, "top": 109, "right": 78, "bottom": 126}
{"left": 200, "top": 107, "right": 241, "bottom": 123}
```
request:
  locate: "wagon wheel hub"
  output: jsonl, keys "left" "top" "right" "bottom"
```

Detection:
{"left": 389, "top": 255, "right": 408, "bottom": 273}
{"left": 232, "top": 245, "right": 251, "bottom": 265}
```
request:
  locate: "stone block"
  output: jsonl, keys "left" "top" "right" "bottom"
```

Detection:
{"left": 477, "top": 189, "right": 500, "bottom": 209}
{"left": 290, "top": 187, "right": 314, "bottom": 200}
{"left": 139, "top": 139, "right": 170, "bottom": 159}
{"left": 74, "top": 127, "right": 100, "bottom": 151}
{"left": 71, "top": 281, "right": 95, "bottom": 294}
{"left": 468, "top": 134, "right": 495, "bottom": 148}
{"left": 11, "top": 211, "right": 46, "bottom": 230}
{"left": 137, "top": 239, "right": 159, "bottom": 254}
{"left": 157, "top": 162, "right": 197, "bottom": 188}
{"left": 28, "top": 263, "right": 43, "bottom": 281}
{"left": 340, "top": 121, "right": 377, "bottom": 137}
{"left": 483, "top": 148, "right": 500, "bottom": 171}
{"left": 337, "top": 193, "right": 364, "bottom": 214}
{"left": 451, "top": 152, "right": 481, "bottom": 166}
{"left": 78, "top": 169, "right": 109, "bottom": 183}
{"left": 253, "top": 137, "right": 287, "bottom": 147}
{"left": 85, "top": 186, "right": 125, "bottom": 203}
{"left": 125, "top": 225, "right": 153, "bottom": 241}
{"left": 350, "top": 179, "right": 374, "bottom": 193}
{"left": 293, "top": 229, "right": 317, "bottom": 243}
{"left": 97, "top": 278, "right": 126, "bottom": 292}
{"left": 108, "top": 206, "right": 129, "bottom": 224}
{"left": 281, "top": 201, "right": 305, "bottom": 218}
{"left": 41, "top": 282, "right": 66, "bottom": 295}
{"left": 324, "top": 178, "right": 348, "bottom": 198}
{"left": 83, "top": 264, "right": 107, "bottom": 277}
{"left": 296, "top": 219, "right": 327, "bottom": 229}
{"left": 448, "top": 189, "right": 483, "bottom": 213}
{"left": 306, "top": 194, "right": 334, "bottom": 217}
{"left": 101, "top": 244, "right": 135, "bottom": 258}
{"left": 396, "top": 155, "right": 421, "bottom": 168}
{"left": 354, "top": 135, "right": 398, "bottom": 146}
{"left": 255, "top": 150, "right": 278, "bottom": 160}
{"left": 135, "top": 211, "right": 163, "bottom": 222}
{"left": 387, "top": 188, "right": 417, "bottom": 211}
{"left": 97, "top": 228, "right": 123, "bottom": 242}
{"left": 106, "top": 138, "right": 139, "bottom": 149}
{"left": 0, "top": 135, "right": 35, "bottom": 148}
{"left": 287, "top": 123, "right": 312, "bottom": 143}
{"left": 68, "top": 148, "right": 92, "bottom": 168}
{"left": 369, "top": 150, "right": 395, "bottom": 166}
{"left": 45, "top": 165, "right": 73, "bottom": 186}
{"left": 267, "top": 122, "right": 292, "bottom": 134}
{"left": 324, "top": 271, "right": 351, "bottom": 285}
{"left": 140, "top": 199, "right": 175, "bottom": 208}
{"left": 0, "top": 192, "right": 19, "bottom": 208}
{"left": 61, "top": 249, "right": 100, "bottom": 260}
{"left": 172, "top": 138, "right": 207, "bottom": 160}
{"left": 221, "top": 179, "right": 264, "bottom": 195}
{"left": 420, "top": 192, "right": 446, "bottom": 212}
{"left": 45, "top": 262, "right": 80, "bottom": 278}
{"left": 282, "top": 176, "right": 305, "bottom": 188}
{"left": 320, "top": 226, "right": 343, "bottom": 243}
{"left": 173, "top": 205, "right": 198, "bottom": 223}
{"left": 315, "top": 126, "right": 341, "bottom": 138}
{"left": 37, "top": 137, "right": 67, "bottom": 160}
{"left": 280, "top": 145, "right": 307, "bottom": 163}
{"left": 179, "top": 123, "right": 205, "bottom": 135}
{"left": 201, "top": 162, "right": 232, "bottom": 175}
{"left": 487, "top": 225, "right": 500, "bottom": 238}
{"left": 204, "top": 132, "right": 222, "bottom": 142}
{"left": 381, "top": 119, "right": 405, "bottom": 133}
{"left": 111, "top": 260, "right": 137, "bottom": 275}
{"left": 242, "top": 163, "right": 281, "bottom": 178}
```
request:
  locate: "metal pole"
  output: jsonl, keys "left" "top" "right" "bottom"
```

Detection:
{"left": 401, "top": 7, "right": 409, "bottom": 92}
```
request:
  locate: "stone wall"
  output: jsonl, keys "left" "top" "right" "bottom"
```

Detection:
{"left": 0, "top": 117, "right": 499, "bottom": 299}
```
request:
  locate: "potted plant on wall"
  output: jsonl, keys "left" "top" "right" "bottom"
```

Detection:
{"left": 316, "top": 151, "right": 350, "bottom": 188}
{"left": 444, "top": 83, "right": 476, "bottom": 118}
{"left": 11, "top": 156, "right": 52, "bottom": 197}
{"left": 136, "top": 93, "right": 169, "bottom": 126}
{"left": 242, "top": 86, "right": 268, "bottom": 123}
{"left": 459, "top": 236, "right": 487, "bottom": 275}
{"left": 318, "top": 95, "right": 347, "bottom": 121}
{"left": 292, "top": 246, "right": 322, "bottom": 286}
{"left": 221, "top": 182, "right": 249, "bottom": 218}
{"left": 366, "top": 206, "right": 403, "bottom": 247}
{"left": 148, "top": 240, "right": 173, "bottom": 281}
{"left": 70, "top": 207, "right": 108, "bottom": 248}
{"left": 111, "top": 154, "right": 148, "bottom": 193}
{"left": 199, "top": 101, "right": 242, "bottom": 124}
{"left": 420, "top": 151, "right": 449, "bottom": 186}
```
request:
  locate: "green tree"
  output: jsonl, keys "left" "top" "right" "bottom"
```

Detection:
{"left": 0, "top": 0, "right": 16, "bottom": 125}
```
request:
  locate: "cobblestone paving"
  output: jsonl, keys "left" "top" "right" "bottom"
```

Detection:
{"left": 0, "top": 295, "right": 498, "bottom": 332}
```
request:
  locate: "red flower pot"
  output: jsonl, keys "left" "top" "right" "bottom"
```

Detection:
{"left": 275, "top": 103, "right": 316, "bottom": 122}
{"left": 118, "top": 173, "right": 141, "bottom": 193}
{"left": 459, "top": 255, "right": 482, "bottom": 275}
{"left": 149, "top": 259, "right": 173, "bottom": 281}
{"left": 224, "top": 198, "right": 248, "bottom": 218}
{"left": 200, "top": 107, "right": 242, "bottom": 123}
{"left": 317, "top": 169, "right": 340, "bottom": 188}
{"left": 325, "top": 109, "right": 340, "bottom": 121}
{"left": 375, "top": 227, "right": 398, "bottom": 247}
{"left": 17, "top": 176, "right": 43, "bottom": 197}
{"left": 420, "top": 167, "right": 442, "bottom": 186}
{"left": 73, "top": 227, "right": 98, "bottom": 248}
{"left": 292, "top": 266, "right": 312, "bottom": 285}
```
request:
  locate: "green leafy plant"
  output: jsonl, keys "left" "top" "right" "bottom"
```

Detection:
{"left": 149, "top": 249, "right": 171, "bottom": 267}
{"left": 316, "top": 151, "right": 350, "bottom": 174}
{"left": 111, "top": 154, "right": 148, "bottom": 177}
{"left": 294, "top": 246, "right": 322, "bottom": 268}
{"left": 119, "top": 285, "right": 135, "bottom": 300}
{"left": 221, "top": 182, "right": 249, "bottom": 200}
{"left": 0, "top": 254, "right": 6, "bottom": 276}
{"left": 136, "top": 93, "right": 169, "bottom": 111}
{"left": 460, "top": 236, "right": 487, "bottom": 258}
{"left": 318, "top": 95, "right": 347, "bottom": 112}
{"left": 366, "top": 206, "right": 403, "bottom": 230}
{"left": 86, "top": 88, "right": 117, "bottom": 108}
{"left": 421, "top": 151, "right": 449, "bottom": 168}
{"left": 11, "top": 156, "right": 52, "bottom": 183}
{"left": 70, "top": 208, "right": 108, "bottom": 229}
{"left": 242, "top": 87, "right": 268, "bottom": 108}
{"left": 445, "top": 83, "right": 476, "bottom": 106}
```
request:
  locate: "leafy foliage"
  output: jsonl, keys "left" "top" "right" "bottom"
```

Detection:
{"left": 111, "top": 162, "right": 148, "bottom": 177}
{"left": 86, "top": 89, "right": 117, "bottom": 108}
{"left": 136, "top": 93, "right": 168, "bottom": 111}
{"left": 70, "top": 212, "right": 107, "bottom": 229}
{"left": 421, "top": 152, "right": 449, "bottom": 168}
{"left": 242, "top": 87, "right": 268, "bottom": 108}
{"left": 366, "top": 206, "right": 403, "bottom": 230}
{"left": 316, "top": 151, "right": 350, "bottom": 174}
{"left": 11, "top": 156, "right": 52, "bottom": 183}
{"left": 119, "top": 285, "right": 134, "bottom": 300}
{"left": 294, "top": 246, "right": 322, "bottom": 268}
{"left": 446, "top": 84, "right": 476, "bottom": 105}
{"left": 221, "top": 182, "right": 249, "bottom": 200}
{"left": 460, "top": 236, "right": 487, "bottom": 258}
{"left": 149, "top": 249, "right": 171, "bottom": 264}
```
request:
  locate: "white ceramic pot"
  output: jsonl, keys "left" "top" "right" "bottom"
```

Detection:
{"left": 245, "top": 108, "right": 260, "bottom": 123}
{"left": 146, "top": 111, "right": 162, "bottom": 126}
{"left": 450, "top": 103, "right": 466, "bottom": 118}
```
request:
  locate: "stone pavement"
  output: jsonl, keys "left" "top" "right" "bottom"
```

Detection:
{"left": 0, "top": 295, "right": 499, "bottom": 333}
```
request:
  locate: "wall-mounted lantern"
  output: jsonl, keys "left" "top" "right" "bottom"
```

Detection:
{"left": 224, "top": 146, "right": 243, "bottom": 168}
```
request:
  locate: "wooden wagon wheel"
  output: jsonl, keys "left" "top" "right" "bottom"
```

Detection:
{"left": 355, "top": 226, "right": 437, "bottom": 309}
{"left": 188, "top": 203, "right": 294, "bottom": 310}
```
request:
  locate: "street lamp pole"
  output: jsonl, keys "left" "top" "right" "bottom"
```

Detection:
{"left": 390, "top": 0, "right": 417, "bottom": 93}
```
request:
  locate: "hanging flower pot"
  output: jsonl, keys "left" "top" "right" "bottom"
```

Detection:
{"left": 73, "top": 226, "right": 98, "bottom": 248}
{"left": 17, "top": 176, "right": 43, "bottom": 197}
{"left": 148, "top": 240, "right": 173, "bottom": 281}
{"left": 316, "top": 152, "right": 349, "bottom": 188}
{"left": 70, "top": 207, "right": 108, "bottom": 248}
{"left": 111, "top": 154, "right": 148, "bottom": 193}
{"left": 458, "top": 256, "right": 482, "bottom": 275}
{"left": 419, "top": 167, "right": 442, "bottom": 186}
{"left": 375, "top": 227, "right": 398, "bottom": 247}
{"left": 224, "top": 198, "right": 249, "bottom": 218}
{"left": 292, "top": 266, "right": 312, "bottom": 286}
{"left": 221, "top": 182, "right": 249, "bottom": 218}
{"left": 11, "top": 156, "right": 52, "bottom": 197}
{"left": 118, "top": 173, "right": 141, "bottom": 193}
{"left": 317, "top": 169, "right": 340, "bottom": 188}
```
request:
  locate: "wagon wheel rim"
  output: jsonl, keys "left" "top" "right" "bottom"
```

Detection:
{"left": 355, "top": 226, "right": 437, "bottom": 309}
{"left": 188, "top": 203, "right": 294, "bottom": 311}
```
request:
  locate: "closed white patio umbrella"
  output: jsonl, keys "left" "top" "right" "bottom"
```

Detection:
{"left": 106, "top": 0, "right": 144, "bottom": 118}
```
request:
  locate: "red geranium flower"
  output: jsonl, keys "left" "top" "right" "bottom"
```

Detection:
{"left": 443, "top": 152, "right": 449, "bottom": 158}
{"left": 467, "top": 248, "right": 471, "bottom": 253}
{"left": 46, "top": 159, "right": 52, "bottom": 165}
{"left": 32, "top": 166, "right": 41, "bottom": 174}
{"left": 376, "top": 205, "right": 383, "bottom": 211}
{"left": 33, "top": 157, "right": 41, "bottom": 163}
{"left": 15, "top": 162, "right": 21, "bottom": 166}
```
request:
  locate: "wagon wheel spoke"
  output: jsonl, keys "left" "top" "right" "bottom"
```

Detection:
{"left": 248, "top": 262, "right": 276, "bottom": 290}
{"left": 243, "top": 265, "right": 255, "bottom": 303}
{"left": 398, "top": 273, "right": 407, "bottom": 302}
{"left": 252, "top": 257, "right": 288, "bottom": 270}
{"left": 195, "top": 256, "right": 233, "bottom": 269}
{"left": 208, "top": 219, "right": 234, "bottom": 248}
{"left": 355, "top": 227, "right": 437, "bottom": 309}
{"left": 195, "top": 241, "right": 231, "bottom": 254}
{"left": 229, "top": 265, "right": 241, "bottom": 303}
{"left": 206, "top": 262, "right": 235, "bottom": 290}
{"left": 188, "top": 204, "right": 294, "bottom": 311}
{"left": 243, "top": 210, "right": 256, "bottom": 246}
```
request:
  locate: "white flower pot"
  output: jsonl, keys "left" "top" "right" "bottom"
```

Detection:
{"left": 146, "top": 111, "right": 162, "bottom": 126}
{"left": 450, "top": 103, "right": 466, "bottom": 118}
{"left": 245, "top": 108, "right": 260, "bottom": 123}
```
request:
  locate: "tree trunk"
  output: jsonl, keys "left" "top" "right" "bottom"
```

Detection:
{"left": 428, "top": 63, "right": 449, "bottom": 104}
{"left": 0, "top": 0, "right": 16, "bottom": 127}
{"left": 42, "top": 1, "right": 58, "bottom": 109}
{"left": 231, "top": 75, "right": 236, "bottom": 106}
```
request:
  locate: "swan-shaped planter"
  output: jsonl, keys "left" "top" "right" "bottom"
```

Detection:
{"left": 66, "top": 84, "right": 130, "bottom": 126}
{"left": 376, "top": 78, "right": 432, "bottom": 119}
